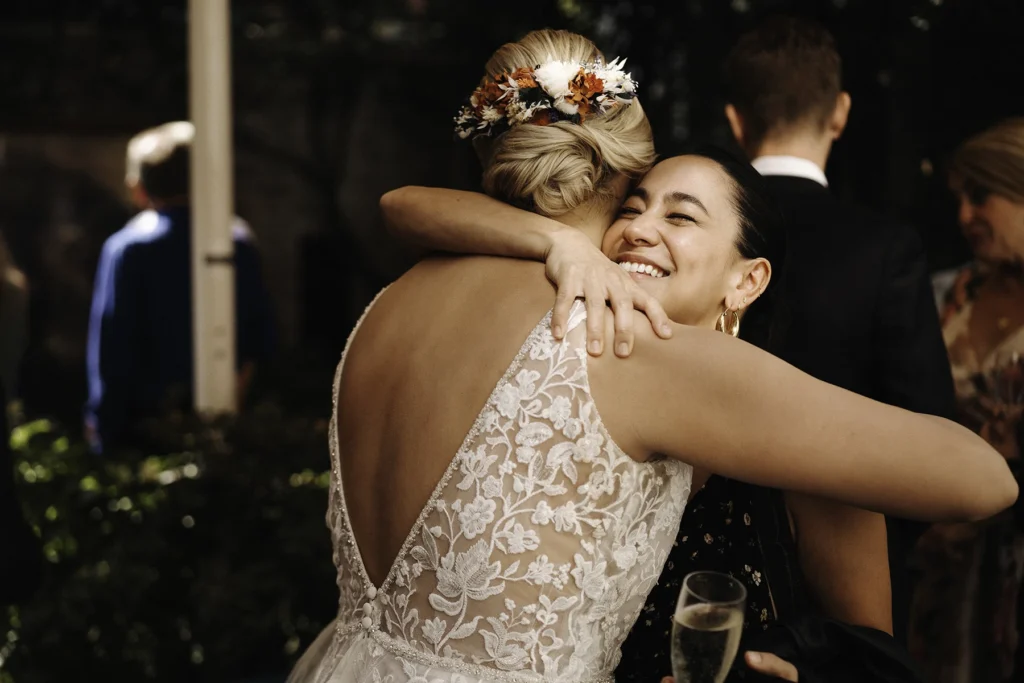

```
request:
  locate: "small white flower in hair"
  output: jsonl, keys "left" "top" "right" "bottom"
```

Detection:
{"left": 508, "top": 100, "right": 549, "bottom": 124}
{"left": 533, "top": 60, "right": 579, "bottom": 99}
{"left": 595, "top": 58, "right": 628, "bottom": 87}
{"left": 553, "top": 99, "right": 580, "bottom": 116}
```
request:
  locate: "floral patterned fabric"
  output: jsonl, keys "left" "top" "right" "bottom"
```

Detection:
{"left": 910, "top": 264, "right": 1024, "bottom": 683}
{"left": 291, "top": 299, "right": 693, "bottom": 683}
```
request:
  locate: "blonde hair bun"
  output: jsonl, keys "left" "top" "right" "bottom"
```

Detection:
{"left": 475, "top": 30, "right": 655, "bottom": 217}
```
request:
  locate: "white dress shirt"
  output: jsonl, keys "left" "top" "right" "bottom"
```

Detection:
{"left": 751, "top": 155, "right": 829, "bottom": 188}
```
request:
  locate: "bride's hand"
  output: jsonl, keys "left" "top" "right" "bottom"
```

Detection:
{"left": 544, "top": 230, "right": 673, "bottom": 357}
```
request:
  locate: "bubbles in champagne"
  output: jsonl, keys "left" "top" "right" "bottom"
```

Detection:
{"left": 670, "top": 603, "right": 743, "bottom": 683}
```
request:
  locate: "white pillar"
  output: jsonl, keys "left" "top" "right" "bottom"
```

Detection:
{"left": 188, "top": 0, "right": 237, "bottom": 414}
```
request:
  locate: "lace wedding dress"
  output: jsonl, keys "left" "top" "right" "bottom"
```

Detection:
{"left": 289, "top": 299, "right": 693, "bottom": 683}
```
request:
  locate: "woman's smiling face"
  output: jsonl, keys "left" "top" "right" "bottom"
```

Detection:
{"left": 602, "top": 155, "right": 768, "bottom": 329}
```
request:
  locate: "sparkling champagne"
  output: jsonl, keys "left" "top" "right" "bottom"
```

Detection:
{"left": 670, "top": 603, "right": 743, "bottom": 683}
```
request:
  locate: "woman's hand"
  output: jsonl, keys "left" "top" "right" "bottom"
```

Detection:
{"left": 545, "top": 229, "right": 673, "bottom": 357}
{"left": 380, "top": 186, "right": 673, "bottom": 356}
{"left": 658, "top": 651, "right": 798, "bottom": 682}
{"left": 744, "top": 652, "right": 799, "bottom": 681}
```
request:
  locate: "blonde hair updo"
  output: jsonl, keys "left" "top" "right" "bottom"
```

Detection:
{"left": 475, "top": 30, "right": 655, "bottom": 217}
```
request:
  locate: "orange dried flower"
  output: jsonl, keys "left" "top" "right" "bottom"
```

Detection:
{"left": 476, "top": 80, "right": 506, "bottom": 106}
{"left": 528, "top": 109, "right": 554, "bottom": 126}
{"left": 575, "top": 71, "right": 605, "bottom": 98}
{"left": 567, "top": 69, "right": 604, "bottom": 121}
{"left": 469, "top": 78, "right": 508, "bottom": 118}
{"left": 508, "top": 67, "right": 538, "bottom": 89}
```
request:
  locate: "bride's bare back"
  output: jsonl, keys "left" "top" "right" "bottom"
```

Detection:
{"left": 336, "top": 256, "right": 555, "bottom": 585}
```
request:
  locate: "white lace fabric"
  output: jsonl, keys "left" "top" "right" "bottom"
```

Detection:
{"left": 294, "top": 298, "right": 692, "bottom": 683}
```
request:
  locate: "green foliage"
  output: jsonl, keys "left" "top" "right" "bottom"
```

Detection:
{"left": 2, "top": 404, "right": 338, "bottom": 682}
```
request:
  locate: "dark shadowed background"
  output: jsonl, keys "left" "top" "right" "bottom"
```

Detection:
{"left": 0, "top": 0, "right": 1022, "bottom": 681}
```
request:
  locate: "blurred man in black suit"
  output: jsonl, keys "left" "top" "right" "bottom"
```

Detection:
{"left": 721, "top": 16, "right": 956, "bottom": 644}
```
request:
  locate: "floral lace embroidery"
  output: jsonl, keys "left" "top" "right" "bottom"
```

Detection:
{"left": 316, "top": 298, "right": 692, "bottom": 683}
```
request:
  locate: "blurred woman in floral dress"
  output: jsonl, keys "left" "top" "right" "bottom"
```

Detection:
{"left": 911, "top": 118, "right": 1024, "bottom": 683}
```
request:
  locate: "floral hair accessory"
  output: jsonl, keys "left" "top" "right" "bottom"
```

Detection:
{"left": 454, "top": 57, "right": 637, "bottom": 140}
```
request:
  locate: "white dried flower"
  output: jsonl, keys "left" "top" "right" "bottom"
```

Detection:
{"left": 552, "top": 98, "right": 579, "bottom": 116}
{"left": 533, "top": 60, "right": 580, "bottom": 99}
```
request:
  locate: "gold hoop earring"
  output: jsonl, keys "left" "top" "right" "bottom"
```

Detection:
{"left": 716, "top": 308, "right": 741, "bottom": 337}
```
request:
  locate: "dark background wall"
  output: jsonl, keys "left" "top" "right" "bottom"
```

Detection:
{"left": 0, "top": 0, "right": 1022, "bottom": 425}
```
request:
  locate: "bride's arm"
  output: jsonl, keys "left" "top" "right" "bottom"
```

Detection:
{"left": 381, "top": 186, "right": 563, "bottom": 260}
{"left": 592, "top": 315, "right": 1017, "bottom": 522}
{"left": 380, "top": 187, "right": 672, "bottom": 356}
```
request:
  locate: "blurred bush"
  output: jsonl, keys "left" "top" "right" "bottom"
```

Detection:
{"left": 1, "top": 402, "right": 337, "bottom": 682}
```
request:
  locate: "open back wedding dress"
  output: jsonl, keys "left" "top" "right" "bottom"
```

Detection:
{"left": 290, "top": 299, "right": 693, "bottom": 683}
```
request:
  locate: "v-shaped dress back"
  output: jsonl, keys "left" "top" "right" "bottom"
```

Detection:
{"left": 291, "top": 296, "right": 693, "bottom": 683}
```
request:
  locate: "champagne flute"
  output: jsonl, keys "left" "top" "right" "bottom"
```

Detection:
{"left": 671, "top": 571, "right": 747, "bottom": 683}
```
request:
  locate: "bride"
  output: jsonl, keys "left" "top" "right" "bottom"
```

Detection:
{"left": 290, "top": 29, "right": 1016, "bottom": 683}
